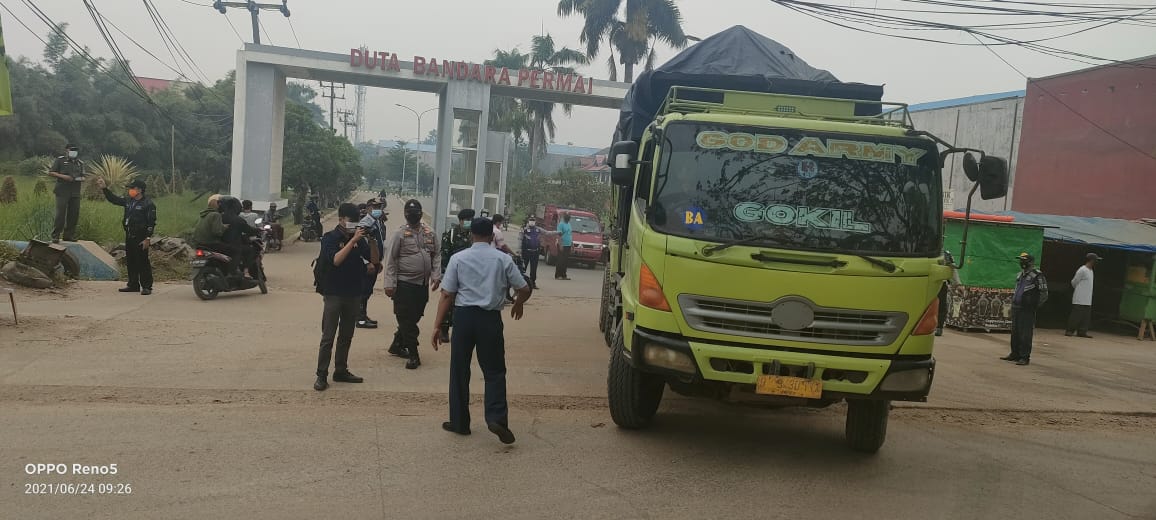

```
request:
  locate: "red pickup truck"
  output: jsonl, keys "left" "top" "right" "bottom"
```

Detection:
{"left": 537, "top": 205, "right": 605, "bottom": 268}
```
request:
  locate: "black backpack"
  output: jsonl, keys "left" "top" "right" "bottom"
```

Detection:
{"left": 312, "top": 247, "right": 331, "bottom": 294}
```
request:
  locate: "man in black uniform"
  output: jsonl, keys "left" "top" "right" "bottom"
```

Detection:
{"left": 47, "top": 144, "right": 87, "bottom": 243}
{"left": 439, "top": 209, "right": 475, "bottom": 342}
{"left": 1004, "top": 252, "right": 1049, "bottom": 366}
{"left": 357, "top": 198, "right": 386, "bottom": 329}
{"left": 96, "top": 178, "right": 156, "bottom": 295}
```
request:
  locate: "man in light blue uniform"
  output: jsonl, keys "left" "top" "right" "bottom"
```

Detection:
{"left": 431, "top": 218, "right": 532, "bottom": 444}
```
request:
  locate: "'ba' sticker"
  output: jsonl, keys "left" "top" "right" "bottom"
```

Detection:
{"left": 797, "top": 159, "right": 819, "bottom": 179}
{"left": 684, "top": 207, "right": 705, "bottom": 231}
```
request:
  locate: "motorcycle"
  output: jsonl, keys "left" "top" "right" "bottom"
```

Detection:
{"left": 299, "top": 213, "right": 321, "bottom": 242}
{"left": 257, "top": 218, "right": 282, "bottom": 251}
{"left": 191, "top": 236, "right": 268, "bottom": 300}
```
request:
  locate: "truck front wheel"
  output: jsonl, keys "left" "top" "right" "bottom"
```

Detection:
{"left": 607, "top": 323, "right": 665, "bottom": 429}
{"left": 845, "top": 399, "right": 890, "bottom": 454}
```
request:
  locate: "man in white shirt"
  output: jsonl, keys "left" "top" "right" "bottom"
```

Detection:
{"left": 1066, "top": 252, "right": 1101, "bottom": 338}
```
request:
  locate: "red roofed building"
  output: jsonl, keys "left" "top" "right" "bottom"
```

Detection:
{"left": 134, "top": 76, "right": 193, "bottom": 94}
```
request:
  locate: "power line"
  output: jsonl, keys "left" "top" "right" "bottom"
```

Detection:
{"left": 143, "top": 0, "right": 211, "bottom": 83}
{"left": 258, "top": 16, "right": 272, "bottom": 45}
{"left": 969, "top": 33, "right": 1156, "bottom": 163}
{"left": 223, "top": 13, "right": 245, "bottom": 43}
{"left": 286, "top": 17, "right": 302, "bottom": 47}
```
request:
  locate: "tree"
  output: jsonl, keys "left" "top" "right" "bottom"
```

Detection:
{"left": 287, "top": 82, "right": 325, "bottom": 125}
{"left": 507, "top": 168, "right": 611, "bottom": 221}
{"left": 488, "top": 35, "right": 587, "bottom": 173}
{"left": 557, "top": 0, "right": 688, "bottom": 82}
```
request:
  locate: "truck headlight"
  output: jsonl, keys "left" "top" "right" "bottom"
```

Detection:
{"left": 642, "top": 344, "right": 696, "bottom": 374}
{"left": 878, "top": 368, "right": 931, "bottom": 392}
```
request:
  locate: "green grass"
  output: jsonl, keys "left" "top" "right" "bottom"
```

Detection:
{"left": 0, "top": 176, "right": 205, "bottom": 246}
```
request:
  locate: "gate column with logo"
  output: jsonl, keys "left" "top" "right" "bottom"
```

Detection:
{"left": 434, "top": 81, "right": 492, "bottom": 235}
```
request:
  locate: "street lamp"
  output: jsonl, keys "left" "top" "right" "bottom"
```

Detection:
{"left": 396, "top": 104, "right": 437, "bottom": 197}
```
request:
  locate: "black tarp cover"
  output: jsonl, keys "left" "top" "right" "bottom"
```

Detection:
{"left": 615, "top": 25, "right": 884, "bottom": 142}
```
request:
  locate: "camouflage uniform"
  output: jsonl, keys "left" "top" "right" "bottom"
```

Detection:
{"left": 440, "top": 220, "right": 474, "bottom": 335}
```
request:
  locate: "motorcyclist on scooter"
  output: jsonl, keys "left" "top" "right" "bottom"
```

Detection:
{"left": 265, "top": 202, "right": 284, "bottom": 242}
{"left": 220, "top": 197, "right": 260, "bottom": 279}
{"left": 306, "top": 195, "right": 323, "bottom": 236}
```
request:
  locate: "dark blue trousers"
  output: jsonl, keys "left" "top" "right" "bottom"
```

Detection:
{"left": 448, "top": 306, "right": 508, "bottom": 429}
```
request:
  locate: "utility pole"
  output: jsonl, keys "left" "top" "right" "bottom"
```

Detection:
{"left": 319, "top": 82, "right": 345, "bottom": 132}
{"left": 337, "top": 109, "right": 357, "bottom": 140}
{"left": 354, "top": 45, "right": 368, "bottom": 144}
{"left": 212, "top": 1, "right": 290, "bottom": 44}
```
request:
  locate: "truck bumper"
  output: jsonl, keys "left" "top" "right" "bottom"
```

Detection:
{"left": 628, "top": 327, "right": 934, "bottom": 402}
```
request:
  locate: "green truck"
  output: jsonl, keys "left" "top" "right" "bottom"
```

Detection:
{"left": 598, "top": 27, "right": 1009, "bottom": 453}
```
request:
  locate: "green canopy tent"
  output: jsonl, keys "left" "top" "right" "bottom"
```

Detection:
{"left": 942, "top": 215, "right": 1048, "bottom": 332}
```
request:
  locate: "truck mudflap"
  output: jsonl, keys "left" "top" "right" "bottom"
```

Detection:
{"left": 627, "top": 326, "right": 934, "bottom": 402}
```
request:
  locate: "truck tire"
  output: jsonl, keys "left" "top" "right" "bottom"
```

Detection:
{"left": 607, "top": 323, "right": 665, "bottom": 429}
{"left": 598, "top": 267, "right": 611, "bottom": 336}
{"left": 845, "top": 399, "right": 890, "bottom": 454}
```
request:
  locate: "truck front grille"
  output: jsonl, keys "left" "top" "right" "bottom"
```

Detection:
{"left": 678, "top": 295, "right": 908, "bottom": 346}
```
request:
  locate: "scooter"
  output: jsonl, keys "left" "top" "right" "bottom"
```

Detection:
{"left": 257, "top": 218, "right": 282, "bottom": 251}
{"left": 190, "top": 236, "right": 267, "bottom": 300}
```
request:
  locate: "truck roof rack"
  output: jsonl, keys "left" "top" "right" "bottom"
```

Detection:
{"left": 658, "top": 86, "right": 914, "bottom": 130}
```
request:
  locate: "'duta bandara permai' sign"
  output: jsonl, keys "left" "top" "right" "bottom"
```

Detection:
{"left": 350, "top": 49, "right": 596, "bottom": 95}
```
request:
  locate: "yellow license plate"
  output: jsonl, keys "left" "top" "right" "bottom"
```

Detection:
{"left": 755, "top": 375, "right": 823, "bottom": 399}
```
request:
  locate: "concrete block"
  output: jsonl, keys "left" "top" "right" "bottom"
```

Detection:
{"left": 2, "top": 240, "right": 120, "bottom": 281}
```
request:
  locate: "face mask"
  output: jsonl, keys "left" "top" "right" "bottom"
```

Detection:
{"left": 343, "top": 221, "right": 359, "bottom": 230}
{"left": 1020, "top": 260, "right": 1031, "bottom": 269}
{"left": 67, "top": 150, "right": 78, "bottom": 159}
{"left": 461, "top": 219, "right": 472, "bottom": 227}
{"left": 127, "top": 188, "right": 140, "bottom": 199}
{"left": 405, "top": 212, "right": 421, "bottom": 224}
{"left": 370, "top": 209, "right": 383, "bottom": 219}
{"left": 527, "top": 221, "right": 536, "bottom": 228}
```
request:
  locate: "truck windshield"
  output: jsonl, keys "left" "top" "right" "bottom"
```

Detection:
{"left": 568, "top": 215, "right": 601, "bottom": 234}
{"left": 651, "top": 123, "right": 941, "bottom": 256}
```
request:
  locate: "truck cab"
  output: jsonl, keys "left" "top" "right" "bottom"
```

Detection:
{"left": 600, "top": 87, "right": 1008, "bottom": 453}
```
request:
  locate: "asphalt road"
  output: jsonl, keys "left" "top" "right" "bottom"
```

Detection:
{"left": 2, "top": 203, "right": 1154, "bottom": 519}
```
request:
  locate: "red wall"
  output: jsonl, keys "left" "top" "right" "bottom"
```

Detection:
{"left": 1012, "top": 58, "right": 1156, "bottom": 219}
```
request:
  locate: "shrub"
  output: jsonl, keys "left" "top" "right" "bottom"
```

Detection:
{"left": 18, "top": 156, "right": 53, "bottom": 177}
{"left": 0, "top": 176, "right": 17, "bottom": 204}
{"left": 33, "top": 179, "right": 48, "bottom": 197}
{"left": 90, "top": 155, "right": 140, "bottom": 191}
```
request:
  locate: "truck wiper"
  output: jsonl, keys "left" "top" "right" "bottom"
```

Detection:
{"left": 857, "top": 255, "right": 901, "bottom": 273}
{"left": 701, "top": 235, "right": 776, "bottom": 256}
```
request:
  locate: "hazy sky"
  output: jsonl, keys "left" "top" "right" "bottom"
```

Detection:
{"left": 4, "top": 0, "right": 1153, "bottom": 149}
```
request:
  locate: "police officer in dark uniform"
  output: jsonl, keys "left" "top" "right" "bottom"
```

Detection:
{"left": 385, "top": 200, "right": 440, "bottom": 369}
{"left": 439, "top": 209, "right": 475, "bottom": 342}
{"left": 97, "top": 178, "right": 157, "bottom": 295}
{"left": 47, "top": 144, "right": 87, "bottom": 243}
{"left": 357, "top": 198, "right": 387, "bottom": 329}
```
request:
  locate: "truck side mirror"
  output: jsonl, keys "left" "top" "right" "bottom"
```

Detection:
{"left": 609, "top": 140, "right": 639, "bottom": 186}
{"left": 977, "top": 156, "right": 1009, "bottom": 200}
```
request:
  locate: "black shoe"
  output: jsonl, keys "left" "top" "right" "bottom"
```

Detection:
{"left": 1000, "top": 355, "right": 1019, "bottom": 361}
{"left": 1077, "top": 334, "right": 1093, "bottom": 339}
{"left": 1064, "top": 331, "right": 1074, "bottom": 337}
{"left": 118, "top": 286, "right": 141, "bottom": 293}
{"left": 356, "top": 320, "right": 377, "bottom": 329}
{"left": 405, "top": 357, "right": 421, "bottom": 370}
{"left": 442, "top": 422, "right": 471, "bottom": 436}
{"left": 364, "top": 317, "right": 378, "bottom": 326}
{"left": 934, "top": 327, "right": 943, "bottom": 337}
{"left": 140, "top": 288, "right": 152, "bottom": 296}
{"left": 388, "top": 346, "right": 410, "bottom": 358}
{"left": 487, "top": 423, "right": 516, "bottom": 445}
{"left": 314, "top": 376, "right": 328, "bottom": 391}
{"left": 439, "top": 327, "right": 450, "bottom": 344}
{"left": 1015, "top": 358, "right": 1030, "bottom": 366}
{"left": 333, "top": 371, "right": 364, "bottom": 383}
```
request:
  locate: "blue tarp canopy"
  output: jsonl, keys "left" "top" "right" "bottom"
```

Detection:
{"left": 996, "top": 212, "right": 1156, "bottom": 253}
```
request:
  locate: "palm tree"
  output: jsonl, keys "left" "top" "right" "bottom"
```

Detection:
{"left": 557, "top": 0, "right": 688, "bottom": 82}
{"left": 488, "top": 35, "right": 588, "bottom": 172}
